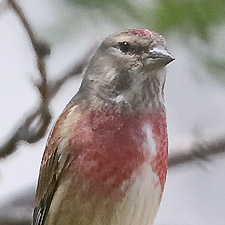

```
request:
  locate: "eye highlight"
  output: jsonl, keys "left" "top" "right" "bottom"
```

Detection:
{"left": 118, "top": 41, "right": 130, "bottom": 53}
{"left": 116, "top": 41, "right": 149, "bottom": 55}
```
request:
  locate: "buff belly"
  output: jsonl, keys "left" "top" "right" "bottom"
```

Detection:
{"left": 45, "top": 163, "right": 162, "bottom": 225}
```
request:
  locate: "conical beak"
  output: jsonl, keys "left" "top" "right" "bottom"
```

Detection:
{"left": 149, "top": 45, "right": 175, "bottom": 65}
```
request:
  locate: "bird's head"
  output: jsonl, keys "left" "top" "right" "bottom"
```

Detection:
{"left": 78, "top": 29, "right": 174, "bottom": 110}
{"left": 100, "top": 28, "right": 174, "bottom": 71}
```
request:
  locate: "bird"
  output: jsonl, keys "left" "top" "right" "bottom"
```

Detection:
{"left": 32, "top": 28, "right": 174, "bottom": 225}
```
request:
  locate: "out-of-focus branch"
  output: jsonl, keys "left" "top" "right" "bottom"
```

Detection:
{"left": 0, "top": 53, "right": 90, "bottom": 158}
{"left": 168, "top": 137, "right": 225, "bottom": 168}
{"left": 7, "top": 0, "right": 50, "bottom": 60}
{"left": 0, "top": 139, "right": 225, "bottom": 224}
{"left": 0, "top": 187, "right": 34, "bottom": 225}
{"left": 0, "top": 0, "right": 52, "bottom": 159}
{"left": 49, "top": 46, "right": 95, "bottom": 98}
{"left": 0, "top": 0, "right": 90, "bottom": 159}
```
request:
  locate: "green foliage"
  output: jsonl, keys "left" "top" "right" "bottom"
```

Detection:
{"left": 68, "top": 0, "right": 225, "bottom": 39}
{"left": 67, "top": 0, "right": 142, "bottom": 22}
{"left": 156, "top": 0, "right": 225, "bottom": 39}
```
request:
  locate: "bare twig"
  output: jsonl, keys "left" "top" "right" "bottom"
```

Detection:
{"left": 49, "top": 48, "right": 94, "bottom": 97}
{"left": 0, "top": 0, "right": 90, "bottom": 159}
{"left": 168, "top": 138, "right": 225, "bottom": 168}
{"left": 7, "top": 0, "right": 50, "bottom": 60}
{"left": 0, "top": 105, "right": 52, "bottom": 158}
{"left": 0, "top": 0, "right": 52, "bottom": 159}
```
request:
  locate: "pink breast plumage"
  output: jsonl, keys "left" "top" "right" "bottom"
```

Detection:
{"left": 69, "top": 108, "right": 168, "bottom": 195}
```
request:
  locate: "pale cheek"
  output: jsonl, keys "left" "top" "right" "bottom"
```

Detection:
{"left": 142, "top": 124, "right": 157, "bottom": 156}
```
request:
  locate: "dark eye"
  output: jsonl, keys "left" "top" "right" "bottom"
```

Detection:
{"left": 118, "top": 41, "right": 130, "bottom": 53}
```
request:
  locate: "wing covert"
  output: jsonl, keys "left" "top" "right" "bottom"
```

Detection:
{"left": 32, "top": 103, "right": 82, "bottom": 225}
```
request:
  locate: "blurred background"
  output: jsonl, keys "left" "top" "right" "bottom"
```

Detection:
{"left": 0, "top": 0, "right": 225, "bottom": 224}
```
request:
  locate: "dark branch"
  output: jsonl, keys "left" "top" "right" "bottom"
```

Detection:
{"left": 7, "top": 0, "right": 50, "bottom": 108}
{"left": 0, "top": 0, "right": 52, "bottom": 159}
{"left": 49, "top": 48, "right": 93, "bottom": 97}
{"left": 0, "top": 0, "right": 92, "bottom": 159}
{"left": 0, "top": 106, "right": 51, "bottom": 158}
{"left": 168, "top": 137, "right": 225, "bottom": 168}
{"left": 7, "top": 0, "right": 50, "bottom": 59}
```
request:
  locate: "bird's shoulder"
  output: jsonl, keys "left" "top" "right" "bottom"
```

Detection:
{"left": 33, "top": 102, "right": 83, "bottom": 225}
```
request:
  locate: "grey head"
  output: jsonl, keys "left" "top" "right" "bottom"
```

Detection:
{"left": 77, "top": 28, "right": 174, "bottom": 111}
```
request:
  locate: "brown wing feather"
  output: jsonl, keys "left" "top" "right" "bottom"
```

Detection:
{"left": 32, "top": 103, "right": 82, "bottom": 225}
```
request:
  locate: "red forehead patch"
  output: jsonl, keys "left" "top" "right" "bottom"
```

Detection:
{"left": 128, "top": 28, "right": 151, "bottom": 37}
